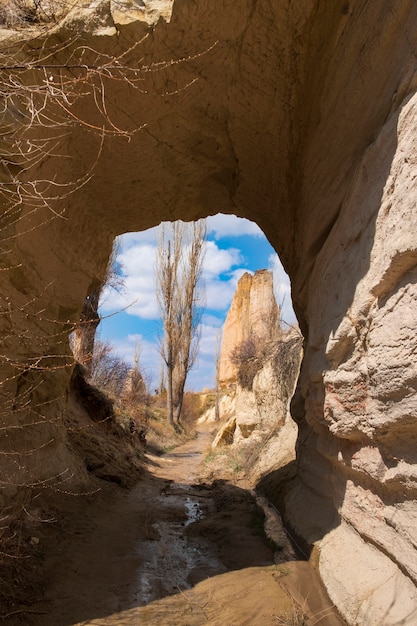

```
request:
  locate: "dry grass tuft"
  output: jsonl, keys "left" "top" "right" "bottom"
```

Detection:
{"left": 274, "top": 603, "right": 308, "bottom": 625}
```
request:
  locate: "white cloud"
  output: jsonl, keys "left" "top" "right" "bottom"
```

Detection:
{"left": 102, "top": 234, "right": 250, "bottom": 319}
{"left": 203, "top": 240, "right": 243, "bottom": 276}
{"left": 118, "top": 227, "right": 159, "bottom": 251}
{"left": 198, "top": 322, "right": 222, "bottom": 357}
{"left": 202, "top": 240, "right": 248, "bottom": 311}
{"left": 118, "top": 244, "right": 157, "bottom": 284}
{"left": 207, "top": 214, "right": 264, "bottom": 239}
{"left": 100, "top": 219, "right": 299, "bottom": 392}
{"left": 120, "top": 215, "right": 264, "bottom": 244}
{"left": 205, "top": 270, "right": 246, "bottom": 311}
{"left": 186, "top": 321, "right": 220, "bottom": 390}
{"left": 100, "top": 243, "right": 159, "bottom": 319}
{"left": 201, "top": 313, "right": 224, "bottom": 328}
{"left": 108, "top": 324, "right": 219, "bottom": 391}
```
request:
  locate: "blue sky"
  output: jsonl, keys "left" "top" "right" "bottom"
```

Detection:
{"left": 99, "top": 214, "right": 296, "bottom": 391}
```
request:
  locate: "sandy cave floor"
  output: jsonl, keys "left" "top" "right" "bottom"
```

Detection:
{"left": 4, "top": 428, "right": 346, "bottom": 626}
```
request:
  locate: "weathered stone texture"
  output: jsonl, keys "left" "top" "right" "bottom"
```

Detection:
{"left": 232, "top": 333, "right": 302, "bottom": 469}
{"left": 302, "top": 92, "right": 417, "bottom": 622}
{"left": 208, "top": 330, "right": 302, "bottom": 481}
{"left": 218, "top": 270, "right": 279, "bottom": 385}
{"left": 1, "top": 1, "right": 417, "bottom": 622}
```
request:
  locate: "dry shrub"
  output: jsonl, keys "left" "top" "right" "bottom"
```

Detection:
{"left": 145, "top": 396, "right": 199, "bottom": 456}
{"left": 0, "top": 504, "right": 47, "bottom": 615}
{"left": 0, "top": 0, "right": 28, "bottom": 26}
{"left": 146, "top": 409, "right": 180, "bottom": 455}
{"left": 179, "top": 392, "right": 202, "bottom": 430}
{"left": 0, "top": 0, "right": 68, "bottom": 26}
{"left": 199, "top": 392, "right": 216, "bottom": 416}
{"left": 230, "top": 336, "right": 269, "bottom": 390}
{"left": 231, "top": 332, "right": 302, "bottom": 392}
{"left": 271, "top": 335, "right": 303, "bottom": 398}
{"left": 274, "top": 604, "right": 308, "bottom": 625}
{"left": 89, "top": 340, "right": 130, "bottom": 398}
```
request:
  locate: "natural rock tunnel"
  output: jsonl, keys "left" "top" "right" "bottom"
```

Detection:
{"left": 1, "top": 1, "right": 417, "bottom": 623}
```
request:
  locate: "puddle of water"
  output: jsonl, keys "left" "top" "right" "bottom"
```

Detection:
{"left": 135, "top": 483, "right": 223, "bottom": 605}
{"left": 184, "top": 496, "right": 204, "bottom": 527}
{"left": 136, "top": 509, "right": 225, "bottom": 606}
{"left": 134, "top": 429, "right": 227, "bottom": 606}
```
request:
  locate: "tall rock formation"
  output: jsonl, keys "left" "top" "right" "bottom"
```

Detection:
{"left": 213, "top": 270, "right": 301, "bottom": 471}
{"left": 210, "top": 329, "right": 303, "bottom": 479}
{"left": 219, "top": 270, "right": 279, "bottom": 386}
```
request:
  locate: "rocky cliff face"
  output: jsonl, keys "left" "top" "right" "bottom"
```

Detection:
{"left": 218, "top": 270, "right": 279, "bottom": 385}
{"left": 214, "top": 268, "right": 300, "bottom": 468}
{"left": 1, "top": 2, "right": 417, "bottom": 623}
{"left": 211, "top": 330, "right": 302, "bottom": 480}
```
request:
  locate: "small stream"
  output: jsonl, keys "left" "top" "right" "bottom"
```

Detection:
{"left": 133, "top": 431, "right": 296, "bottom": 608}
{"left": 134, "top": 433, "right": 228, "bottom": 606}
{"left": 26, "top": 429, "right": 345, "bottom": 626}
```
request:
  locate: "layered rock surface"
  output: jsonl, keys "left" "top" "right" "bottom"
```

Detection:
{"left": 207, "top": 268, "right": 300, "bottom": 470}
{"left": 213, "top": 268, "right": 300, "bottom": 463}
{"left": 210, "top": 330, "right": 302, "bottom": 481}
{"left": 1, "top": 1, "right": 417, "bottom": 623}
{"left": 218, "top": 269, "right": 279, "bottom": 385}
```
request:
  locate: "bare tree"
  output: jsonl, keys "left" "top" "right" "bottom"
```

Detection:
{"left": 156, "top": 220, "right": 206, "bottom": 426}
{"left": 72, "top": 239, "right": 123, "bottom": 376}
{"left": 89, "top": 338, "right": 130, "bottom": 396}
{"left": 214, "top": 328, "right": 222, "bottom": 422}
{"left": 122, "top": 341, "right": 148, "bottom": 404}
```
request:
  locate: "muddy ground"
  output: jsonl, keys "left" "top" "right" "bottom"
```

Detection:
{"left": 3, "top": 428, "right": 345, "bottom": 626}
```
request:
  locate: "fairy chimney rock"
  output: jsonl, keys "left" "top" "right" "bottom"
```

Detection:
{"left": 219, "top": 269, "right": 278, "bottom": 386}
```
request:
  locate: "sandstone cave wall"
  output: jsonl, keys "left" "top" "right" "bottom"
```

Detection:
{"left": 287, "top": 5, "right": 417, "bottom": 622}
{"left": 0, "top": 1, "right": 417, "bottom": 623}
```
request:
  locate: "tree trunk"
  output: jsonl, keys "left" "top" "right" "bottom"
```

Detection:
{"left": 172, "top": 364, "right": 186, "bottom": 425}
{"left": 166, "top": 353, "right": 174, "bottom": 425}
{"left": 156, "top": 220, "right": 207, "bottom": 429}
{"left": 72, "top": 288, "right": 101, "bottom": 377}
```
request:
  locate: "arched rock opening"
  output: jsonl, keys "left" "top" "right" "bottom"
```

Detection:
{"left": 1, "top": 1, "right": 417, "bottom": 623}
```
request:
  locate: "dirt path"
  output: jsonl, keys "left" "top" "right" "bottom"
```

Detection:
{"left": 14, "top": 428, "right": 345, "bottom": 626}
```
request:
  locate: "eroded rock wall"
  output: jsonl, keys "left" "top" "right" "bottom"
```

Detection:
{"left": 218, "top": 270, "right": 279, "bottom": 385}
{"left": 1, "top": 1, "right": 417, "bottom": 623}
{"left": 232, "top": 332, "right": 302, "bottom": 480}
{"left": 284, "top": 5, "right": 417, "bottom": 621}
{"left": 291, "top": 86, "right": 417, "bottom": 625}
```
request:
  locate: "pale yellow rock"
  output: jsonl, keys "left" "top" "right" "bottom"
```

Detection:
{"left": 211, "top": 415, "right": 236, "bottom": 448}
{"left": 111, "top": 0, "right": 174, "bottom": 27}
{"left": 320, "top": 523, "right": 417, "bottom": 625}
{"left": 219, "top": 270, "right": 279, "bottom": 385}
{"left": 198, "top": 393, "right": 236, "bottom": 425}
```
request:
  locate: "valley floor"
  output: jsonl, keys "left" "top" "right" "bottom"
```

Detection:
{"left": 7, "top": 427, "right": 345, "bottom": 626}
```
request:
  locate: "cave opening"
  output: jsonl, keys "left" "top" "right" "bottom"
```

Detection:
{"left": 96, "top": 213, "right": 298, "bottom": 395}
{"left": 74, "top": 212, "right": 304, "bottom": 478}
{"left": 58, "top": 212, "right": 312, "bottom": 622}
